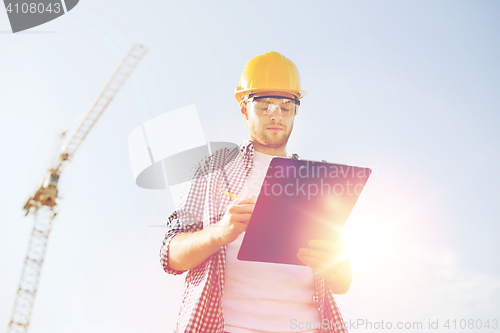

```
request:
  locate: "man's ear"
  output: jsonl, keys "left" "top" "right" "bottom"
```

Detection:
{"left": 240, "top": 100, "right": 249, "bottom": 120}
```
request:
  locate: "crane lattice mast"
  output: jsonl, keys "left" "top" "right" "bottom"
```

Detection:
{"left": 7, "top": 44, "right": 148, "bottom": 333}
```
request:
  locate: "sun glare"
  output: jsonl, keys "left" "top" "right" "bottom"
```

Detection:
{"left": 342, "top": 215, "right": 391, "bottom": 270}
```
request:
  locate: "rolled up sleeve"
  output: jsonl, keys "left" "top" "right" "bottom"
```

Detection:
{"left": 159, "top": 158, "right": 210, "bottom": 275}
{"left": 159, "top": 212, "right": 204, "bottom": 275}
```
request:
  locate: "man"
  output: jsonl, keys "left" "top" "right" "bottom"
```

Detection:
{"left": 160, "top": 52, "right": 351, "bottom": 333}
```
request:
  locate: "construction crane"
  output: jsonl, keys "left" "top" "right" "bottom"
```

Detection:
{"left": 7, "top": 44, "right": 148, "bottom": 333}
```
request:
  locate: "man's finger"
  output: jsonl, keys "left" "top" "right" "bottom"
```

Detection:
{"left": 234, "top": 195, "right": 257, "bottom": 205}
{"left": 308, "top": 239, "right": 342, "bottom": 253}
{"left": 228, "top": 204, "right": 255, "bottom": 214}
{"left": 296, "top": 255, "right": 335, "bottom": 278}
{"left": 298, "top": 247, "right": 341, "bottom": 263}
{"left": 297, "top": 252, "right": 341, "bottom": 273}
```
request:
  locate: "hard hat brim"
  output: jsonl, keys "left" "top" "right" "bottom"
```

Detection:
{"left": 235, "top": 88, "right": 307, "bottom": 103}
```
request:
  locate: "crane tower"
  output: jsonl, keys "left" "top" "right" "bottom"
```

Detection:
{"left": 7, "top": 44, "right": 148, "bottom": 333}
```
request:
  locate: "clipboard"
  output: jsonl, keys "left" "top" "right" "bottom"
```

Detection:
{"left": 237, "top": 157, "right": 371, "bottom": 266}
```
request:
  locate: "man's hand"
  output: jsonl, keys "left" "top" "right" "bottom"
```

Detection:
{"left": 168, "top": 195, "right": 257, "bottom": 271}
{"left": 212, "top": 195, "right": 257, "bottom": 246}
{"left": 297, "top": 239, "right": 352, "bottom": 294}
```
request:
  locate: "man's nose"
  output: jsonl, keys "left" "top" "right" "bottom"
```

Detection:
{"left": 268, "top": 105, "right": 283, "bottom": 121}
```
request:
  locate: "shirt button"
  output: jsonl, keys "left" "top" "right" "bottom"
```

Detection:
{"left": 247, "top": 164, "right": 252, "bottom": 168}
{"left": 238, "top": 184, "right": 243, "bottom": 188}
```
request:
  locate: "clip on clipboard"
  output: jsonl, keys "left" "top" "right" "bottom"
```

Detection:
{"left": 237, "top": 157, "right": 371, "bottom": 266}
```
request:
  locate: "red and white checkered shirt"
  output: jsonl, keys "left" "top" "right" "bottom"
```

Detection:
{"left": 160, "top": 140, "right": 348, "bottom": 333}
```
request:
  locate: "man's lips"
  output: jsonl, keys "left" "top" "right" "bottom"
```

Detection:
{"left": 267, "top": 127, "right": 283, "bottom": 132}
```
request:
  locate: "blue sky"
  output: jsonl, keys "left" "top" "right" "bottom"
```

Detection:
{"left": 1, "top": 1, "right": 499, "bottom": 332}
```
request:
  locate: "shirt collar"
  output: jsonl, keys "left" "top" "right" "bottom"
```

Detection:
{"left": 239, "top": 140, "right": 255, "bottom": 157}
{"left": 239, "top": 140, "right": 298, "bottom": 160}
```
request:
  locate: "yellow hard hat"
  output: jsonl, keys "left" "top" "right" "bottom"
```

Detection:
{"left": 235, "top": 51, "right": 307, "bottom": 102}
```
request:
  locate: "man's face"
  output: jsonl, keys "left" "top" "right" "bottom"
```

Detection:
{"left": 241, "top": 91, "right": 297, "bottom": 150}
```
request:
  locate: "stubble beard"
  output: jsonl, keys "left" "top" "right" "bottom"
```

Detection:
{"left": 250, "top": 122, "right": 293, "bottom": 149}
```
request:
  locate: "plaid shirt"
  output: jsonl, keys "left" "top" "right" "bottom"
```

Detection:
{"left": 160, "top": 140, "right": 348, "bottom": 333}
